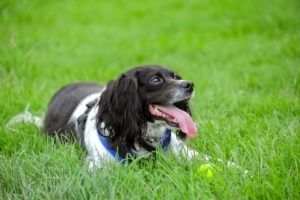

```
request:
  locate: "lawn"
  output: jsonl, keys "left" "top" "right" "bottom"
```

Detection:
{"left": 0, "top": 0, "right": 299, "bottom": 199}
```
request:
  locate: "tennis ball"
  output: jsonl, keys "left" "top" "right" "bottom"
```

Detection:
{"left": 195, "top": 164, "right": 214, "bottom": 179}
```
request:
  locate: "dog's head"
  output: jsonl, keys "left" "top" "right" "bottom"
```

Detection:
{"left": 97, "top": 65, "right": 197, "bottom": 152}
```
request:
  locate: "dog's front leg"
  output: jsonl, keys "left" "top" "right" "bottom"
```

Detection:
{"left": 168, "top": 132, "right": 199, "bottom": 160}
{"left": 168, "top": 133, "right": 214, "bottom": 162}
{"left": 168, "top": 133, "right": 249, "bottom": 174}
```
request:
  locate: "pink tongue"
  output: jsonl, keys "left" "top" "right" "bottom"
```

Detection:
{"left": 156, "top": 105, "right": 198, "bottom": 138}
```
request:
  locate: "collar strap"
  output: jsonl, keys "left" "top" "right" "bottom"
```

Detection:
{"left": 98, "top": 128, "right": 172, "bottom": 163}
{"left": 160, "top": 129, "right": 171, "bottom": 152}
{"left": 98, "top": 134, "right": 127, "bottom": 164}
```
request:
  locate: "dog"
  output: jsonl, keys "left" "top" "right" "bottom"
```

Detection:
{"left": 7, "top": 64, "right": 247, "bottom": 173}
{"left": 44, "top": 64, "right": 199, "bottom": 168}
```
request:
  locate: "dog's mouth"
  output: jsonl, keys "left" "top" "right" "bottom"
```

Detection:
{"left": 149, "top": 104, "right": 197, "bottom": 138}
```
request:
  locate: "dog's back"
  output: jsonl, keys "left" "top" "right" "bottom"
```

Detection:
{"left": 44, "top": 82, "right": 104, "bottom": 139}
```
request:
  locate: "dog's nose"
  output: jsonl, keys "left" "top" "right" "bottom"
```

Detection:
{"left": 181, "top": 81, "right": 194, "bottom": 92}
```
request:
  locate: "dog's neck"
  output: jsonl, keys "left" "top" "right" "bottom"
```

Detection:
{"left": 131, "top": 120, "right": 178, "bottom": 155}
{"left": 144, "top": 120, "right": 178, "bottom": 140}
{"left": 99, "top": 119, "right": 177, "bottom": 158}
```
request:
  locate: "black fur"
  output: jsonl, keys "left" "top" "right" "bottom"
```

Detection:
{"left": 44, "top": 65, "right": 193, "bottom": 158}
{"left": 97, "top": 73, "right": 148, "bottom": 157}
{"left": 96, "top": 65, "right": 193, "bottom": 157}
{"left": 44, "top": 82, "right": 104, "bottom": 140}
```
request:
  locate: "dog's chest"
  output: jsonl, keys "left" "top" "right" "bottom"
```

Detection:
{"left": 69, "top": 93, "right": 177, "bottom": 165}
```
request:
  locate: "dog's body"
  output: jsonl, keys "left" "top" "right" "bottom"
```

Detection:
{"left": 44, "top": 82, "right": 104, "bottom": 138}
{"left": 44, "top": 65, "right": 199, "bottom": 168}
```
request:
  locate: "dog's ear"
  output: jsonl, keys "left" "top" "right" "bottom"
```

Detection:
{"left": 97, "top": 73, "right": 145, "bottom": 150}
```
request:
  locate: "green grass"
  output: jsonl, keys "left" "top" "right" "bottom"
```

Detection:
{"left": 1, "top": 0, "right": 299, "bottom": 199}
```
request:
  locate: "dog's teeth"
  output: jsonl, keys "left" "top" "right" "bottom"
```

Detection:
{"left": 174, "top": 118, "right": 177, "bottom": 123}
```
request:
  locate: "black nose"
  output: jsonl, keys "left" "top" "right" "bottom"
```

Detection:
{"left": 181, "top": 81, "right": 194, "bottom": 92}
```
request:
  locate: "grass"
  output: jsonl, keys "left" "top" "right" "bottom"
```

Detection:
{"left": 0, "top": 0, "right": 299, "bottom": 199}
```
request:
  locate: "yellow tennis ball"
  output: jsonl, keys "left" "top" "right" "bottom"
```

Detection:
{"left": 196, "top": 164, "right": 214, "bottom": 179}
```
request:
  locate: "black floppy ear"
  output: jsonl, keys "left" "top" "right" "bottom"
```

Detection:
{"left": 97, "top": 74, "right": 145, "bottom": 150}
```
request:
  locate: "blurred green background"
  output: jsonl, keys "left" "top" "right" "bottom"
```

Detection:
{"left": 0, "top": 0, "right": 299, "bottom": 199}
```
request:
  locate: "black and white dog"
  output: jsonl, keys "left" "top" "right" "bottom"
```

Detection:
{"left": 44, "top": 65, "right": 199, "bottom": 168}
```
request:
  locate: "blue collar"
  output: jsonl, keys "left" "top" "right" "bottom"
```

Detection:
{"left": 98, "top": 129, "right": 172, "bottom": 163}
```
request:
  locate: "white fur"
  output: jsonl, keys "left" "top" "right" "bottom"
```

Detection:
{"left": 68, "top": 92, "right": 102, "bottom": 124}
{"left": 6, "top": 90, "right": 247, "bottom": 173}
{"left": 68, "top": 90, "right": 117, "bottom": 168}
{"left": 68, "top": 91, "right": 198, "bottom": 169}
{"left": 7, "top": 95, "right": 247, "bottom": 173}
{"left": 169, "top": 79, "right": 193, "bottom": 104}
{"left": 83, "top": 104, "right": 116, "bottom": 168}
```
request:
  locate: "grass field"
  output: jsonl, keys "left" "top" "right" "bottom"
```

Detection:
{"left": 0, "top": 0, "right": 299, "bottom": 199}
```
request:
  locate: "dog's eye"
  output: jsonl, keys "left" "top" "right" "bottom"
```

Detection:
{"left": 150, "top": 76, "right": 163, "bottom": 84}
